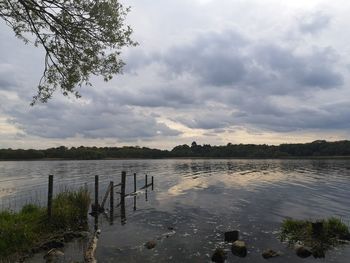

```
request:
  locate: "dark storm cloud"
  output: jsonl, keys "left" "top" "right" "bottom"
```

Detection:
{"left": 160, "top": 31, "right": 247, "bottom": 86}
{"left": 299, "top": 12, "right": 332, "bottom": 34}
{"left": 233, "top": 100, "right": 350, "bottom": 132}
{"left": 254, "top": 45, "right": 343, "bottom": 90}
{"left": 114, "top": 28, "right": 346, "bottom": 133}
{"left": 109, "top": 85, "right": 196, "bottom": 108}
{"left": 3, "top": 94, "right": 181, "bottom": 140}
{"left": 147, "top": 30, "right": 343, "bottom": 96}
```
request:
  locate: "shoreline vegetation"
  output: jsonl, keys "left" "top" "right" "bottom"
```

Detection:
{"left": 280, "top": 217, "right": 350, "bottom": 258}
{"left": 1, "top": 140, "right": 350, "bottom": 160}
{"left": 0, "top": 188, "right": 91, "bottom": 261}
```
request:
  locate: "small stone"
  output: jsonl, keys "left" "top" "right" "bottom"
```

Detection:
{"left": 224, "top": 230, "right": 239, "bottom": 242}
{"left": 295, "top": 246, "right": 312, "bottom": 258}
{"left": 232, "top": 240, "right": 247, "bottom": 257}
{"left": 262, "top": 249, "right": 280, "bottom": 259}
{"left": 211, "top": 248, "right": 227, "bottom": 263}
{"left": 145, "top": 240, "right": 157, "bottom": 249}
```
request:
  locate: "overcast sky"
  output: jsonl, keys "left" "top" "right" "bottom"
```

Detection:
{"left": 1, "top": 0, "right": 350, "bottom": 149}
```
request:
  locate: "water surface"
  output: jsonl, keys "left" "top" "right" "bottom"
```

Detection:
{"left": 1, "top": 159, "right": 350, "bottom": 262}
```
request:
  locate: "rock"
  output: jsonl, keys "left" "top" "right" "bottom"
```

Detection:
{"left": 41, "top": 240, "right": 64, "bottom": 250}
{"left": 224, "top": 230, "right": 239, "bottom": 242}
{"left": 211, "top": 248, "right": 227, "bottom": 263}
{"left": 339, "top": 233, "right": 350, "bottom": 241}
{"left": 338, "top": 239, "right": 350, "bottom": 244}
{"left": 231, "top": 240, "right": 247, "bottom": 257}
{"left": 43, "top": 248, "right": 64, "bottom": 261}
{"left": 262, "top": 249, "right": 280, "bottom": 259}
{"left": 295, "top": 246, "right": 312, "bottom": 258}
{"left": 312, "top": 247, "right": 325, "bottom": 258}
{"left": 145, "top": 240, "right": 157, "bottom": 249}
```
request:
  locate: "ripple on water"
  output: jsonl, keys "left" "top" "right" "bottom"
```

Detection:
{"left": 2, "top": 159, "right": 350, "bottom": 262}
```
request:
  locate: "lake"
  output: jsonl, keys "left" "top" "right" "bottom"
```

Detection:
{"left": 1, "top": 159, "right": 350, "bottom": 262}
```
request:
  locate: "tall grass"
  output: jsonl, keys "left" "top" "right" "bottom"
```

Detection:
{"left": 0, "top": 204, "right": 45, "bottom": 258}
{"left": 280, "top": 217, "right": 350, "bottom": 252}
{"left": 50, "top": 188, "right": 91, "bottom": 231}
{"left": 0, "top": 188, "right": 91, "bottom": 259}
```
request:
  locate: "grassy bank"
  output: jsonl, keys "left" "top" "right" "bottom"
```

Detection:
{"left": 0, "top": 188, "right": 90, "bottom": 259}
{"left": 280, "top": 217, "right": 350, "bottom": 256}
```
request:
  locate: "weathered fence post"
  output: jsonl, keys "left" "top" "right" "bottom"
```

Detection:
{"left": 121, "top": 171, "right": 126, "bottom": 225}
{"left": 47, "top": 175, "right": 53, "bottom": 218}
{"left": 94, "top": 175, "right": 99, "bottom": 212}
{"left": 151, "top": 176, "right": 154, "bottom": 191}
{"left": 110, "top": 181, "right": 114, "bottom": 224}
{"left": 133, "top": 172, "right": 137, "bottom": 211}
{"left": 134, "top": 173, "right": 136, "bottom": 193}
{"left": 121, "top": 171, "right": 126, "bottom": 197}
{"left": 145, "top": 174, "right": 148, "bottom": 188}
{"left": 133, "top": 196, "right": 136, "bottom": 211}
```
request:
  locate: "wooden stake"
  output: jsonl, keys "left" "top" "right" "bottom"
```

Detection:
{"left": 110, "top": 181, "right": 114, "bottom": 223}
{"left": 134, "top": 173, "right": 136, "bottom": 193}
{"left": 94, "top": 175, "right": 99, "bottom": 212}
{"left": 47, "top": 175, "right": 53, "bottom": 218}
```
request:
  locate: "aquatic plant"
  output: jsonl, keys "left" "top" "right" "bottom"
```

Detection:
{"left": 280, "top": 217, "right": 350, "bottom": 256}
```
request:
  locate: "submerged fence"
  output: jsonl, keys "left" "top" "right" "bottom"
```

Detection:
{"left": 0, "top": 171, "right": 155, "bottom": 218}
{"left": 91, "top": 171, "right": 154, "bottom": 227}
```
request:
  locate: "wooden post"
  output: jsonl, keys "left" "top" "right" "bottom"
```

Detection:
{"left": 145, "top": 174, "right": 148, "bottom": 188}
{"left": 94, "top": 175, "right": 99, "bottom": 212}
{"left": 151, "top": 176, "right": 154, "bottom": 191}
{"left": 47, "top": 175, "right": 53, "bottom": 218}
{"left": 133, "top": 172, "right": 137, "bottom": 211}
{"left": 121, "top": 171, "right": 126, "bottom": 225}
{"left": 121, "top": 171, "right": 126, "bottom": 203}
{"left": 133, "top": 196, "right": 136, "bottom": 211}
{"left": 110, "top": 181, "right": 114, "bottom": 224}
{"left": 133, "top": 173, "right": 136, "bottom": 193}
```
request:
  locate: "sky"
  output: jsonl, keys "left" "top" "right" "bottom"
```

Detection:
{"left": 1, "top": 0, "right": 350, "bottom": 150}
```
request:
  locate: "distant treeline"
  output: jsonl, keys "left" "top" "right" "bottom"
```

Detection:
{"left": 1, "top": 140, "right": 350, "bottom": 160}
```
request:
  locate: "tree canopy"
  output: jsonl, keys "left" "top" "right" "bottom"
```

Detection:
{"left": 1, "top": 140, "right": 350, "bottom": 160}
{"left": 0, "top": 0, "right": 136, "bottom": 104}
